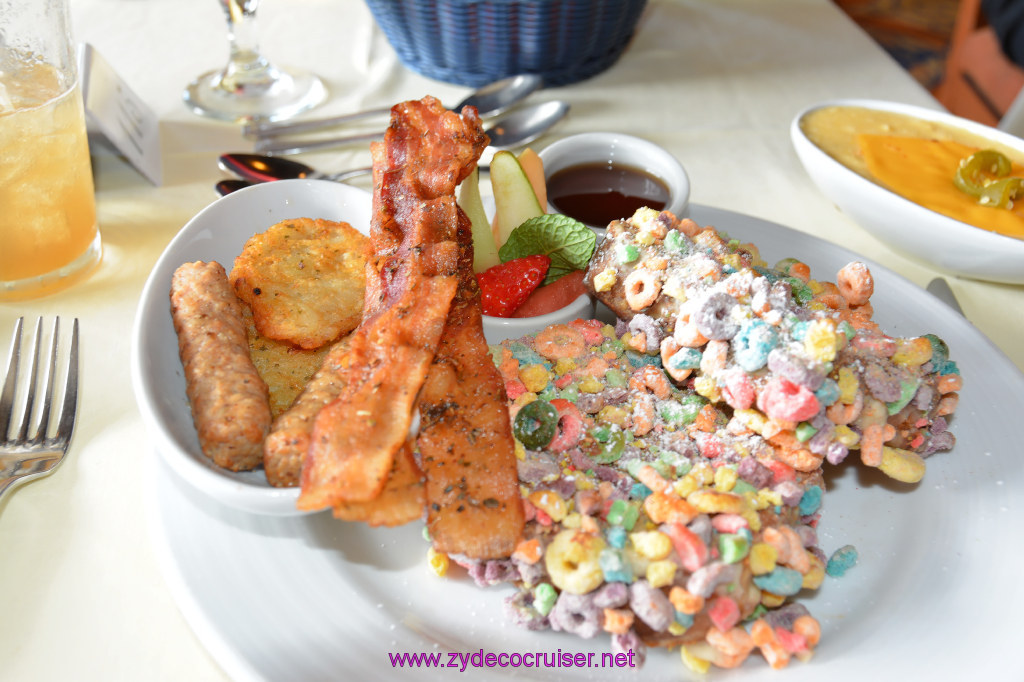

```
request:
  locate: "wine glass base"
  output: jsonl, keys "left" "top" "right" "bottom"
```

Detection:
{"left": 183, "top": 66, "right": 327, "bottom": 123}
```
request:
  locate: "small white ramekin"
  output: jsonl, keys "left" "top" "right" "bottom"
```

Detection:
{"left": 537, "top": 132, "right": 691, "bottom": 234}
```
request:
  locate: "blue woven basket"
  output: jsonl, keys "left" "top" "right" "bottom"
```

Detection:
{"left": 363, "top": 0, "right": 649, "bottom": 87}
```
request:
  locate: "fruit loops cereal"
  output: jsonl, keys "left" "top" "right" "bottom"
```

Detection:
{"left": 450, "top": 320, "right": 833, "bottom": 671}
{"left": 432, "top": 209, "right": 962, "bottom": 672}
{"left": 583, "top": 208, "right": 960, "bottom": 481}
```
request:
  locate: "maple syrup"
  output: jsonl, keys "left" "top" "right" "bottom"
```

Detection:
{"left": 548, "top": 162, "right": 670, "bottom": 228}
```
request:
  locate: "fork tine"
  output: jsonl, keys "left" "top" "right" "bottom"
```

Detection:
{"left": 32, "top": 318, "right": 60, "bottom": 443}
{"left": 14, "top": 317, "right": 43, "bottom": 442}
{"left": 0, "top": 317, "right": 24, "bottom": 440}
{"left": 54, "top": 318, "right": 79, "bottom": 445}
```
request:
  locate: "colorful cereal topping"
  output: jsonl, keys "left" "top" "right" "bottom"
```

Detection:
{"left": 433, "top": 208, "right": 961, "bottom": 673}
{"left": 582, "top": 207, "right": 959, "bottom": 473}
{"left": 825, "top": 545, "right": 859, "bottom": 578}
{"left": 468, "top": 320, "right": 834, "bottom": 669}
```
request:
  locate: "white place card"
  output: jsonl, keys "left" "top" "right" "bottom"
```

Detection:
{"left": 80, "top": 43, "right": 163, "bottom": 185}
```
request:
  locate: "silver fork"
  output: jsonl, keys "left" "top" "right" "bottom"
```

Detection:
{"left": 0, "top": 317, "right": 80, "bottom": 503}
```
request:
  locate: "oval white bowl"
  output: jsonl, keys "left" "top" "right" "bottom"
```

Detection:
{"left": 481, "top": 292, "right": 596, "bottom": 344}
{"left": 791, "top": 98, "right": 1024, "bottom": 284}
{"left": 476, "top": 180, "right": 598, "bottom": 343}
{"left": 131, "top": 180, "right": 373, "bottom": 516}
{"left": 538, "top": 132, "right": 690, "bottom": 234}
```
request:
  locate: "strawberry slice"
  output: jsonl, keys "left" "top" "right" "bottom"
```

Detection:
{"left": 476, "top": 255, "right": 551, "bottom": 317}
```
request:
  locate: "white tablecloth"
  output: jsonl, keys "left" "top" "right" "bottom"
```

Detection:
{"left": 2, "top": 1, "right": 1021, "bottom": 680}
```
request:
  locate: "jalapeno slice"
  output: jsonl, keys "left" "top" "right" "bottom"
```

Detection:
{"left": 954, "top": 149, "right": 1024, "bottom": 208}
{"left": 979, "top": 176, "right": 1024, "bottom": 207}
{"left": 513, "top": 399, "right": 559, "bottom": 449}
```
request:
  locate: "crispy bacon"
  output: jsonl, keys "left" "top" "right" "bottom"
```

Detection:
{"left": 416, "top": 203, "right": 525, "bottom": 559}
{"left": 297, "top": 97, "right": 488, "bottom": 511}
{"left": 332, "top": 441, "right": 426, "bottom": 527}
{"left": 297, "top": 280, "right": 453, "bottom": 508}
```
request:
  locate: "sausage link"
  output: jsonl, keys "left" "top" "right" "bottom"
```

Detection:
{"left": 170, "top": 261, "right": 271, "bottom": 471}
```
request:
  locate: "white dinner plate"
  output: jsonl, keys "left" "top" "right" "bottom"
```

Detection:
{"left": 148, "top": 205, "right": 1024, "bottom": 681}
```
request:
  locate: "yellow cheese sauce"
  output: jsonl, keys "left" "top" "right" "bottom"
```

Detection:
{"left": 801, "top": 106, "right": 1024, "bottom": 241}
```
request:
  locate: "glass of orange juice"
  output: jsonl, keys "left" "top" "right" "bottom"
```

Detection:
{"left": 0, "top": 0, "right": 102, "bottom": 301}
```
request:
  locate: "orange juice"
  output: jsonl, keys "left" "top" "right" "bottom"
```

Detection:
{"left": 0, "top": 61, "right": 101, "bottom": 300}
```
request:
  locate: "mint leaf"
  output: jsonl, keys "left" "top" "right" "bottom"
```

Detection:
{"left": 498, "top": 214, "right": 597, "bottom": 285}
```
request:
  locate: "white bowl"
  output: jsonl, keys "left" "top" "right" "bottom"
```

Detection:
{"left": 791, "top": 98, "right": 1024, "bottom": 284}
{"left": 476, "top": 179, "right": 598, "bottom": 343}
{"left": 537, "top": 132, "right": 690, "bottom": 233}
{"left": 131, "top": 180, "right": 372, "bottom": 516}
{"left": 482, "top": 292, "right": 595, "bottom": 344}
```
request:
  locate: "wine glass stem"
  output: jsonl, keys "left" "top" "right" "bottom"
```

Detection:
{"left": 220, "top": 0, "right": 278, "bottom": 91}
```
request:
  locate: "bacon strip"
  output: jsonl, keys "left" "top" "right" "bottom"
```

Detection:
{"left": 299, "top": 278, "right": 455, "bottom": 508}
{"left": 262, "top": 336, "right": 351, "bottom": 487}
{"left": 297, "top": 97, "right": 488, "bottom": 511}
{"left": 416, "top": 203, "right": 525, "bottom": 559}
{"left": 332, "top": 441, "right": 425, "bottom": 527}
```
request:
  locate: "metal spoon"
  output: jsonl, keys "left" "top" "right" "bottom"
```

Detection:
{"left": 217, "top": 156, "right": 372, "bottom": 184}
{"left": 215, "top": 179, "right": 257, "bottom": 195}
{"left": 253, "top": 98, "right": 568, "bottom": 156}
{"left": 220, "top": 100, "right": 570, "bottom": 185}
{"left": 243, "top": 73, "right": 543, "bottom": 140}
{"left": 485, "top": 100, "right": 569, "bottom": 153}
{"left": 215, "top": 174, "right": 370, "bottom": 196}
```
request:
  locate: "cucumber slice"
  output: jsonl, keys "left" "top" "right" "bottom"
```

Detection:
{"left": 490, "top": 150, "right": 545, "bottom": 248}
{"left": 458, "top": 167, "right": 501, "bottom": 272}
